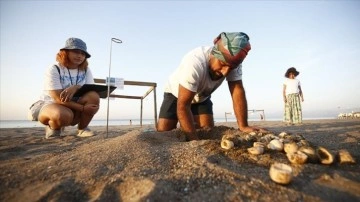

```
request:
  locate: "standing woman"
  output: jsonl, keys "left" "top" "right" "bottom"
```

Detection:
{"left": 283, "top": 67, "right": 304, "bottom": 125}
{"left": 37, "top": 38, "right": 100, "bottom": 138}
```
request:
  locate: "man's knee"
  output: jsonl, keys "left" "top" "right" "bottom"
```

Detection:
{"left": 194, "top": 114, "right": 214, "bottom": 128}
{"left": 157, "top": 118, "right": 178, "bottom": 132}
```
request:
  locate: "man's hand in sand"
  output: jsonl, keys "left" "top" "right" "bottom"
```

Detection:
{"left": 186, "top": 133, "right": 200, "bottom": 141}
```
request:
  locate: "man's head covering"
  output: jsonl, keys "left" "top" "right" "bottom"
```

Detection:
{"left": 211, "top": 32, "right": 251, "bottom": 67}
{"left": 285, "top": 67, "right": 300, "bottom": 78}
{"left": 61, "top": 38, "right": 91, "bottom": 58}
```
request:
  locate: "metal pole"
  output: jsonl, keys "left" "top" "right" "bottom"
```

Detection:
{"left": 153, "top": 86, "right": 158, "bottom": 129}
{"left": 106, "top": 38, "right": 122, "bottom": 138}
{"left": 263, "top": 110, "right": 266, "bottom": 121}
{"left": 140, "top": 99, "right": 143, "bottom": 127}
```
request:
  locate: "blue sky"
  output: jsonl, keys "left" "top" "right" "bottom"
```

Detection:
{"left": 1, "top": 0, "right": 360, "bottom": 121}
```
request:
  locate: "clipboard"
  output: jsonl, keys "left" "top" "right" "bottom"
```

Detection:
{"left": 74, "top": 84, "right": 117, "bottom": 98}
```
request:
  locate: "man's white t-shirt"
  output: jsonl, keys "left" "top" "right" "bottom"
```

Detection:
{"left": 284, "top": 78, "right": 300, "bottom": 95}
{"left": 41, "top": 64, "right": 94, "bottom": 102}
{"left": 164, "top": 46, "right": 242, "bottom": 104}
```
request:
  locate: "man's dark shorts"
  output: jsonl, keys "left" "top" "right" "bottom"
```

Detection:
{"left": 159, "top": 93, "right": 213, "bottom": 120}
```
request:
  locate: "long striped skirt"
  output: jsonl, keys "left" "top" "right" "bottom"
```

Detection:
{"left": 284, "top": 93, "right": 302, "bottom": 124}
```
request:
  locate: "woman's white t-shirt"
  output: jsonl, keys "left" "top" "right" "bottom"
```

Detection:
{"left": 41, "top": 64, "right": 94, "bottom": 102}
{"left": 284, "top": 78, "right": 300, "bottom": 95}
{"left": 164, "top": 46, "right": 242, "bottom": 104}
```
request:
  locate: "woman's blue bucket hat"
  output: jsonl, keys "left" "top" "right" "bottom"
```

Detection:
{"left": 60, "top": 38, "right": 91, "bottom": 58}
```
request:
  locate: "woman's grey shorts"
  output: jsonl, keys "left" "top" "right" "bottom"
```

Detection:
{"left": 28, "top": 97, "right": 81, "bottom": 121}
{"left": 28, "top": 100, "right": 46, "bottom": 121}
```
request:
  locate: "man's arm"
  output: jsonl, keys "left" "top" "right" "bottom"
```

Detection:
{"left": 228, "top": 80, "right": 249, "bottom": 129}
{"left": 177, "top": 85, "right": 199, "bottom": 140}
{"left": 228, "top": 80, "right": 263, "bottom": 132}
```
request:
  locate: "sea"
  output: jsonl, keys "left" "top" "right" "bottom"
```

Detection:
{"left": 0, "top": 116, "right": 337, "bottom": 129}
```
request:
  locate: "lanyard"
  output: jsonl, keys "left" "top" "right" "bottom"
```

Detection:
{"left": 67, "top": 68, "right": 79, "bottom": 85}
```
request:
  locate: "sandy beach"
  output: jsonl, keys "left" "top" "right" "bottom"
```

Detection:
{"left": 0, "top": 119, "right": 359, "bottom": 202}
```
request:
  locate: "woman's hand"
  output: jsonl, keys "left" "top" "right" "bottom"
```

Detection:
{"left": 60, "top": 85, "right": 80, "bottom": 102}
{"left": 60, "top": 88, "right": 72, "bottom": 102}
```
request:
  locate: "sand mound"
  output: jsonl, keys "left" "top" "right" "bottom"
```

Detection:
{"left": 0, "top": 120, "right": 359, "bottom": 201}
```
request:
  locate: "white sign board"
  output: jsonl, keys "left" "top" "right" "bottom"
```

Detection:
{"left": 106, "top": 77, "right": 124, "bottom": 89}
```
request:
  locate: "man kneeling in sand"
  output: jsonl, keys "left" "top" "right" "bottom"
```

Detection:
{"left": 157, "top": 32, "right": 265, "bottom": 140}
